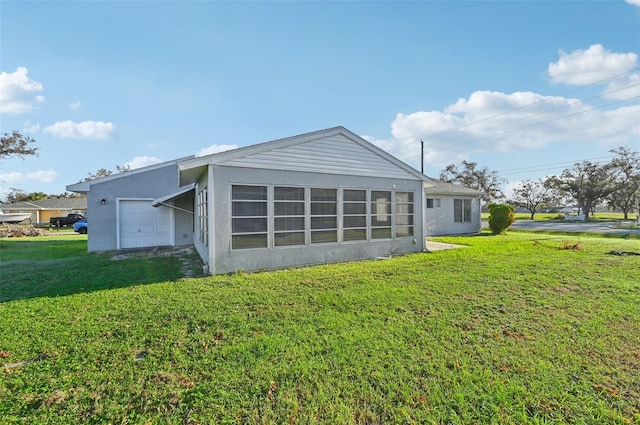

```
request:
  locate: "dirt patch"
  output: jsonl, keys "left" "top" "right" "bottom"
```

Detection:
{"left": 110, "top": 246, "right": 204, "bottom": 277}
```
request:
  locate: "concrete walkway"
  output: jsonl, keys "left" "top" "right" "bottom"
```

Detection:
{"left": 426, "top": 241, "right": 468, "bottom": 251}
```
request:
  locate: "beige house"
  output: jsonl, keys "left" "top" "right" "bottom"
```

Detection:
{"left": 0, "top": 198, "right": 87, "bottom": 224}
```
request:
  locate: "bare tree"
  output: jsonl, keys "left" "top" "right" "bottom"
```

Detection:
{"left": 1, "top": 131, "right": 39, "bottom": 160}
{"left": 439, "top": 160, "right": 506, "bottom": 203}
{"left": 510, "top": 179, "right": 554, "bottom": 219}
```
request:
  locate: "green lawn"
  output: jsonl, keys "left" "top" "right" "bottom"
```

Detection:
{"left": 1, "top": 234, "right": 639, "bottom": 424}
{"left": 482, "top": 212, "right": 636, "bottom": 222}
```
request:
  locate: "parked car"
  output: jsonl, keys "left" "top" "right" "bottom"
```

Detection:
{"left": 50, "top": 213, "right": 85, "bottom": 227}
{"left": 74, "top": 219, "right": 87, "bottom": 234}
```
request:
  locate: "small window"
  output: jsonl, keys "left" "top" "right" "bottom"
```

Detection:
{"left": 426, "top": 198, "right": 441, "bottom": 208}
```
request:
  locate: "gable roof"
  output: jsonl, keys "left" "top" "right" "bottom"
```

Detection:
{"left": 66, "top": 156, "right": 193, "bottom": 193}
{"left": 423, "top": 180, "right": 485, "bottom": 197}
{"left": 0, "top": 197, "right": 87, "bottom": 211}
{"left": 178, "top": 126, "right": 436, "bottom": 185}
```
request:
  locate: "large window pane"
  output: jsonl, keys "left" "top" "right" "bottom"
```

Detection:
{"left": 275, "top": 187, "right": 304, "bottom": 200}
{"left": 232, "top": 217, "right": 267, "bottom": 233}
{"left": 275, "top": 217, "right": 304, "bottom": 231}
{"left": 344, "top": 189, "right": 366, "bottom": 202}
{"left": 274, "top": 202, "right": 304, "bottom": 216}
{"left": 233, "top": 202, "right": 267, "bottom": 217}
{"left": 275, "top": 232, "right": 305, "bottom": 246}
{"left": 311, "top": 202, "right": 337, "bottom": 215}
{"left": 311, "top": 230, "right": 337, "bottom": 243}
{"left": 343, "top": 229, "right": 367, "bottom": 241}
{"left": 344, "top": 215, "right": 366, "bottom": 228}
{"left": 454, "top": 199, "right": 463, "bottom": 223}
{"left": 311, "top": 216, "right": 337, "bottom": 229}
{"left": 232, "top": 234, "right": 268, "bottom": 249}
{"left": 232, "top": 185, "right": 267, "bottom": 200}
{"left": 372, "top": 227, "right": 392, "bottom": 239}
{"left": 463, "top": 199, "right": 472, "bottom": 223}
{"left": 344, "top": 203, "right": 366, "bottom": 214}
{"left": 311, "top": 188, "right": 337, "bottom": 201}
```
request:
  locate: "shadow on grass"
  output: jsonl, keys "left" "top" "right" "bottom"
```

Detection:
{"left": 0, "top": 238, "right": 202, "bottom": 303}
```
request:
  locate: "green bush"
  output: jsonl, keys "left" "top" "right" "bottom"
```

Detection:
{"left": 488, "top": 203, "right": 515, "bottom": 234}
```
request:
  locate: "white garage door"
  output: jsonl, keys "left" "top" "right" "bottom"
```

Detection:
{"left": 119, "top": 200, "right": 173, "bottom": 249}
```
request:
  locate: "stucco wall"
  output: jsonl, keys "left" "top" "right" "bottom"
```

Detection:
{"left": 86, "top": 164, "right": 193, "bottom": 252}
{"left": 206, "top": 166, "right": 425, "bottom": 274}
{"left": 425, "top": 195, "right": 481, "bottom": 236}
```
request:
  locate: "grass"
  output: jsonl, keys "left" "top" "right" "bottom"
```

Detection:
{"left": 481, "top": 212, "right": 636, "bottom": 222}
{"left": 1, "top": 233, "right": 639, "bottom": 424}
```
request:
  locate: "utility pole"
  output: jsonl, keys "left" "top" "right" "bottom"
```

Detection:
{"left": 420, "top": 139, "right": 424, "bottom": 174}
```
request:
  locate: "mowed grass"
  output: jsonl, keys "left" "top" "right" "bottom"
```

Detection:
{"left": 1, "top": 234, "right": 639, "bottom": 424}
{"left": 482, "top": 212, "right": 636, "bottom": 222}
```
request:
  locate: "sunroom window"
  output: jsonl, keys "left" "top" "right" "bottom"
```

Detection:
{"left": 231, "top": 185, "right": 268, "bottom": 249}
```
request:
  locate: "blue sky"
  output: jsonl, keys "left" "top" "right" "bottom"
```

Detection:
{"left": 1, "top": 0, "right": 639, "bottom": 199}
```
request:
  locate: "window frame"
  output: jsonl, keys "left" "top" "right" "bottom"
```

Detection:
{"left": 454, "top": 198, "right": 473, "bottom": 223}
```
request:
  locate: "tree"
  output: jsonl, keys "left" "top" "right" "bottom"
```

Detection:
{"left": 2, "top": 190, "right": 48, "bottom": 203}
{"left": 607, "top": 146, "right": 640, "bottom": 220}
{"left": 439, "top": 160, "right": 507, "bottom": 203}
{"left": 1, "top": 131, "right": 39, "bottom": 160}
{"left": 83, "top": 168, "right": 113, "bottom": 181}
{"left": 83, "top": 164, "right": 130, "bottom": 182}
{"left": 546, "top": 161, "right": 616, "bottom": 218}
{"left": 510, "top": 179, "right": 554, "bottom": 219}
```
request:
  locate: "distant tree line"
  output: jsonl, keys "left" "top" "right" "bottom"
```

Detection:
{"left": 509, "top": 147, "right": 639, "bottom": 219}
{"left": 440, "top": 146, "right": 639, "bottom": 220}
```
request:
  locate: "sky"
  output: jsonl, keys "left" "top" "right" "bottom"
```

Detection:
{"left": 1, "top": 0, "right": 639, "bottom": 200}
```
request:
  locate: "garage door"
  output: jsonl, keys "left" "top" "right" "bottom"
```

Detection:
{"left": 119, "top": 200, "right": 173, "bottom": 249}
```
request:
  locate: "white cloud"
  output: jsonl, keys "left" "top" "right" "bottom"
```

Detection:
{"left": 68, "top": 99, "right": 81, "bottom": 110}
{"left": 124, "top": 156, "right": 163, "bottom": 170}
{"left": 0, "top": 67, "right": 45, "bottom": 114}
{"left": 22, "top": 120, "right": 40, "bottom": 134}
{"left": 365, "top": 90, "right": 639, "bottom": 173}
{"left": 0, "top": 169, "right": 58, "bottom": 185}
{"left": 548, "top": 44, "right": 638, "bottom": 85}
{"left": 43, "top": 120, "right": 117, "bottom": 140}
{"left": 196, "top": 144, "right": 238, "bottom": 157}
{"left": 625, "top": 0, "right": 640, "bottom": 7}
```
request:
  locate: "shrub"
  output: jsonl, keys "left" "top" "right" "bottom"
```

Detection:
{"left": 488, "top": 203, "right": 515, "bottom": 234}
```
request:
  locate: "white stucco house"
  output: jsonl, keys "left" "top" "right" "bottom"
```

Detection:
{"left": 67, "top": 126, "right": 482, "bottom": 274}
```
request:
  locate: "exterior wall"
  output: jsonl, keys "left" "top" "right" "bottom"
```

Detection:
{"left": 86, "top": 165, "right": 193, "bottom": 252}
{"left": 425, "top": 195, "right": 481, "bottom": 236}
{"left": 207, "top": 166, "right": 424, "bottom": 274}
{"left": 222, "top": 134, "right": 418, "bottom": 180}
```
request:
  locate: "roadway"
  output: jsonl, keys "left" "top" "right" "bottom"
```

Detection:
{"left": 483, "top": 220, "right": 640, "bottom": 235}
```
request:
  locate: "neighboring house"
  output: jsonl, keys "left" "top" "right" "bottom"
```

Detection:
{"left": 67, "top": 126, "right": 483, "bottom": 274}
{"left": 0, "top": 198, "right": 87, "bottom": 224}
{"left": 424, "top": 181, "right": 484, "bottom": 236}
